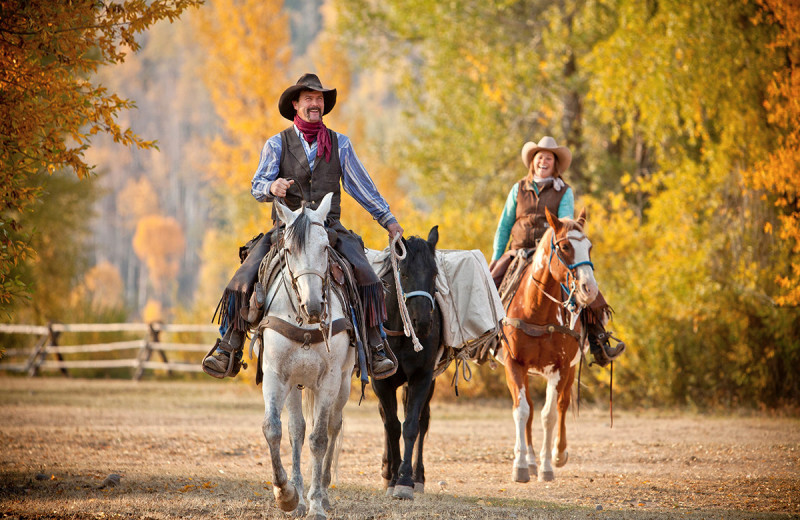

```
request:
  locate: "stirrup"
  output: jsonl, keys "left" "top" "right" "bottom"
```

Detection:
{"left": 370, "top": 340, "right": 398, "bottom": 381}
{"left": 590, "top": 331, "right": 626, "bottom": 367}
{"left": 202, "top": 337, "right": 247, "bottom": 379}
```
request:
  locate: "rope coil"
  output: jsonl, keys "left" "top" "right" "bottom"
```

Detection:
{"left": 389, "top": 234, "right": 424, "bottom": 352}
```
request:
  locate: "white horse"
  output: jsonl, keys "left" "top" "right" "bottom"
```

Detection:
{"left": 259, "top": 192, "right": 355, "bottom": 519}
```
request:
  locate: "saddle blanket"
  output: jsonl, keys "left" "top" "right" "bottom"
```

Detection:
{"left": 367, "top": 248, "right": 505, "bottom": 350}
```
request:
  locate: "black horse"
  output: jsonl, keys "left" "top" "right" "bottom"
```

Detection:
{"left": 374, "top": 226, "right": 441, "bottom": 500}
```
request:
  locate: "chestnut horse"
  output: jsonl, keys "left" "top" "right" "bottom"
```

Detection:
{"left": 497, "top": 208, "right": 598, "bottom": 483}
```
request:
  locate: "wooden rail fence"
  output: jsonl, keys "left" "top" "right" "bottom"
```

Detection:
{"left": 0, "top": 322, "right": 218, "bottom": 380}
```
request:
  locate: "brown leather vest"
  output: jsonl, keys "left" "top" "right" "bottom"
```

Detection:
{"left": 271, "top": 126, "right": 342, "bottom": 223}
{"left": 509, "top": 178, "right": 568, "bottom": 250}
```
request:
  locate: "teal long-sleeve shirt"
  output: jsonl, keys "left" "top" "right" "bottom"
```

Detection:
{"left": 491, "top": 183, "right": 574, "bottom": 261}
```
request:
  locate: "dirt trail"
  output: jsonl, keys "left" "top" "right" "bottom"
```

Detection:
{"left": 0, "top": 378, "right": 797, "bottom": 519}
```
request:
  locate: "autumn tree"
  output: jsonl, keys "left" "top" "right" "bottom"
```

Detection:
{"left": 335, "top": 0, "right": 800, "bottom": 407}
{"left": 0, "top": 0, "right": 202, "bottom": 314}
{"left": 189, "top": 0, "right": 292, "bottom": 320}
{"left": 746, "top": 0, "right": 800, "bottom": 307}
{"left": 132, "top": 215, "right": 186, "bottom": 306}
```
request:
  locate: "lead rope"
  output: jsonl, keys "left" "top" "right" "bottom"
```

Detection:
{"left": 610, "top": 361, "right": 614, "bottom": 428}
{"left": 389, "top": 234, "right": 424, "bottom": 352}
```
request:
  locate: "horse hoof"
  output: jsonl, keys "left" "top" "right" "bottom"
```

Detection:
{"left": 392, "top": 485, "right": 415, "bottom": 500}
{"left": 322, "top": 496, "right": 332, "bottom": 512}
{"left": 538, "top": 470, "right": 555, "bottom": 482}
{"left": 529, "top": 464, "right": 538, "bottom": 478}
{"left": 306, "top": 514, "right": 326, "bottom": 520}
{"left": 414, "top": 482, "right": 424, "bottom": 494}
{"left": 292, "top": 503, "right": 307, "bottom": 518}
{"left": 555, "top": 451, "right": 569, "bottom": 468}
{"left": 385, "top": 486, "right": 394, "bottom": 497}
{"left": 274, "top": 483, "right": 299, "bottom": 512}
{"left": 512, "top": 465, "right": 530, "bottom": 483}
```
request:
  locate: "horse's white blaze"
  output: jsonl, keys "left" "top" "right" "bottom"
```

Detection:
{"left": 568, "top": 230, "right": 598, "bottom": 306}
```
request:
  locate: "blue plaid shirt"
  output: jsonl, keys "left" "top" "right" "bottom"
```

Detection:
{"left": 251, "top": 126, "right": 397, "bottom": 228}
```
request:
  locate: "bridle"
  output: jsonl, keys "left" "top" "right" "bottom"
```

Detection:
{"left": 281, "top": 220, "right": 332, "bottom": 327}
{"left": 533, "top": 230, "right": 594, "bottom": 315}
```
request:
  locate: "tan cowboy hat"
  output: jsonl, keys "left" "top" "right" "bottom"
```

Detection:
{"left": 521, "top": 136, "right": 572, "bottom": 174}
{"left": 278, "top": 73, "right": 337, "bottom": 121}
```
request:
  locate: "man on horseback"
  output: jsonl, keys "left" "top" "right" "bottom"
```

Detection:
{"left": 202, "top": 73, "right": 401, "bottom": 379}
{"left": 488, "top": 136, "right": 624, "bottom": 366}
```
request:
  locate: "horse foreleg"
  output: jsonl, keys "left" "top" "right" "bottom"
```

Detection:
{"left": 262, "top": 379, "right": 298, "bottom": 512}
{"left": 553, "top": 368, "right": 574, "bottom": 469}
{"left": 412, "top": 379, "right": 435, "bottom": 494}
{"left": 393, "top": 375, "right": 433, "bottom": 500}
{"left": 306, "top": 392, "right": 334, "bottom": 520}
{"left": 523, "top": 381, "right": 538, "bottom": 478}
{"left": 538, "top": 377, "right": 559, "bottom": 482}
{"left": 505, "top": 362, "right": 531, "bottom": 483}
{"left": 286, "top": 386, "right": 307, "bottom": 517}
{"left": 320, "top": 362, "right": 354, "bottom": 511}
{"left": 375, "top": 380, "right": 401, "bottom": 495}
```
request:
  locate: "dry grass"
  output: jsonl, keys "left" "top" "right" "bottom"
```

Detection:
{"left": 0, "top": 377, "right": 798, "bottom": 519}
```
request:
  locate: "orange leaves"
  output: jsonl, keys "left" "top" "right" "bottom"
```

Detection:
{"left": 745, "top": 0, "right": 800, "bottom": 306}
{"left": 132, "top": 215, "right": 186, "bottom": 293}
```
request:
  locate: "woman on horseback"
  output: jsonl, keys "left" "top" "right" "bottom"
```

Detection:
{"left": 489, "top": 136, "right": 624, "bottom": 366}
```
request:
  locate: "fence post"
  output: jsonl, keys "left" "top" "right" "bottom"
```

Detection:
{"left": 26, "top": 323, "right": 68, "bottom": 377}
{"left": 25, "top": 331, "right": 51, "bottom": 377}
{"left": 150, "top": 321, "right": 171, "bottom": 377}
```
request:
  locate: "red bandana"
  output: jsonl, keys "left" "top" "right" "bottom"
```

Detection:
{"left": 293, "top": 115, "right": 332, "bottom": 162}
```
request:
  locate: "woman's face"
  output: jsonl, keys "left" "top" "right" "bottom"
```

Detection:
{"left": 531, "top": 150, "right": 556, "bottom": 179}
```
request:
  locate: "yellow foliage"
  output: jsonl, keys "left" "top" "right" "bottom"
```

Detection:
{"left": 142, "top": 299, "right": 165, "bottom": 323}
{"left": 745, "top": 0, "right": 800, "bottom": 305}
{"left": 116, "top": 177, "right": 161, "bottom": 229}
{"left": 132, "top": 215, "right": 186, "bottom": 293}
{"left": 81, "top": 261, "right": 124, "bottom": 311}
{"left": 193, "top": 0, "right": 291, "bottom": 194}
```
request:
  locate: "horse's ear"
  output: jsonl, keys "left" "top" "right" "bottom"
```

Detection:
{"left": 312, "top": 192, "right": 334, "bottom": 222}
{"left": 427, "top": 225, "right": 439, "bottom": 250}
{"left": 545, "top": 207, "right": 561, "bottom": 233}
{"left": 275, "top": 199, "right": 298, "bottom": 227}
{"left": 576, "top": 208, "right": 587, "bottom": 228}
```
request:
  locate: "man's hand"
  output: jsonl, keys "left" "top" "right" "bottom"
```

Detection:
{"left": 387, "top": 222, "right": 404, "bottom": 240}
{"left": 270, "top": 179, "right": 294, "bottom": 197}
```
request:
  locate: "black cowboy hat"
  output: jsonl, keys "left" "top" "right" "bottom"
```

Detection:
{"left": 278, "top": 73, "right": 337, "bottom": 121}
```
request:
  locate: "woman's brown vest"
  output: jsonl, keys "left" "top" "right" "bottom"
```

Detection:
{"left": 271, "top": 126, "right": 342, "bottom": 223}
{"left": 509, "top": 178, "right": 569, "bottom": 250}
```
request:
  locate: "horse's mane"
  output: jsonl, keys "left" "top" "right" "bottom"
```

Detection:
{"left": 284, "top": 211, "right": 311, "bottom": 254}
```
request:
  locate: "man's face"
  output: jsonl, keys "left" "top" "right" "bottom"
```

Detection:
{"left": 531, "top": 150, "right": 556, "bottom": 178}
{"left": 292, "top": 90, "right": 324, "bottom": 123}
